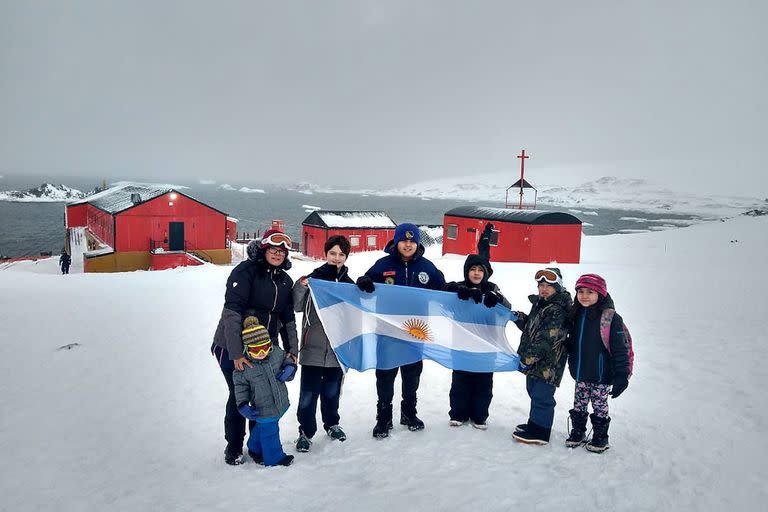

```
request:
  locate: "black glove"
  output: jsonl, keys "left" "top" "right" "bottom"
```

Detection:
{"left": 444, "top": 282, "right": 460, "bottom": 293}
{"left": 483, "top": 291, "right": 501, "bottom": 308}
{"left": 611, "top": 375, "right": 629, "bottom": 398}
{"left": 357, "top": 276, "right": 375, "bottom": 293}
{"left": 457, "top": 285, "right": 471, "bottom": 300}
{"left": 469, "top": 288, "right": 483, "bottom": 304}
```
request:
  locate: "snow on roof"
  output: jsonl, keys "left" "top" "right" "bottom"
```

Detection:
{"left": 69, "top": 183, "right": 224, "bottom": 216}
{"left": 304, "top": 210, "right": 397, "bottom": 229}
{"left": 84, "top": 185, "right": 172, "bottom": 214}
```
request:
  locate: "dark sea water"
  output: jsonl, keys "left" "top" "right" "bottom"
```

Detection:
{"left": 0, "top": 174, "right": 702, "bottom": 258}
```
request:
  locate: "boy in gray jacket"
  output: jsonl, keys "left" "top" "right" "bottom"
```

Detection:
{"left": 292, "top": 235, "right": 354, "bottom": 452}
{"left": 234, "top": 316, "right": 296, "bottom": 466}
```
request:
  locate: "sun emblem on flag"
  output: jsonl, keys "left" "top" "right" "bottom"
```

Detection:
{"left": 402, "top": 318, "right": 433, "bottom": 342}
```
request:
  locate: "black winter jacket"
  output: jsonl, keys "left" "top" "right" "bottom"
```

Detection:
{"left": 213, "top": 247, "right": 299, "bottom": 360}
{"left": 566, "top": 294, "right": 630, "bottom": 385}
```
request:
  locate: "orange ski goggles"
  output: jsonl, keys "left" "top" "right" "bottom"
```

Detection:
{"left": 262, "top": 232, "right": 292, "bottom": 250}
{"left": 534, "top": 269, "right": 562, "bottom": 285}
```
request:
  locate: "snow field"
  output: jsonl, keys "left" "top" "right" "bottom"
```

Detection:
{"left": 1, "top": 216, "right": 766, "bottom": 511}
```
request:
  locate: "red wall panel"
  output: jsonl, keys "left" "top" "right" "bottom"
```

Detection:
{"left": 301, "top": 226, "right": 396, "bottom": 260}
{"left": 116, "top": 193, "right": 227, "bottom": 252}
{"left": 443, "top": 215, "right": 581, "bottom": 263}
{"left": 66, "top": 204, "right": 88, "bottom": 227}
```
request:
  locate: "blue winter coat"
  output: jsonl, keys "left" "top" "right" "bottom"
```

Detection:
{"left": 364, "top": 240, "right": 445, "bottom": 290}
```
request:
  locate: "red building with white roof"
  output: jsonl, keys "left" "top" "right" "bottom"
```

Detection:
{"left": 301, "top": 210, "right": 397, "bottom": 259}
{"left": 66, "top": 184, "right": 235, "bottom": 272}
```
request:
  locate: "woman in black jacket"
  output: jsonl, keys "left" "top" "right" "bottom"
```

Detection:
{"left": 211, "top": 229, "right": 299, "bottom": 465}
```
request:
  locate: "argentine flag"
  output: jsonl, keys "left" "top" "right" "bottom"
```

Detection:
{"left": 309, "top": 279, "right": 520, "bottom": 373}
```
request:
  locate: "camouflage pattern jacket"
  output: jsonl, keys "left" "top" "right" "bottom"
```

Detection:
{"left": 514, "top": 290, "right": 573, "bottom": 386}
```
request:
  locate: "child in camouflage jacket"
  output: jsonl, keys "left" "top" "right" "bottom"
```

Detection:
{"left": 511, "top": 268, "right": 572, "bottom": 445}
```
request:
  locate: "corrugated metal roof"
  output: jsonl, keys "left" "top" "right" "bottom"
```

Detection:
{"left": 303, "top": 210, "right": 397, "bottom": 229}
{"left": 445, "top": 206, "right": 581, "bottom": 225}
{"left": 69, "top": 184, "right": 171, "bottom": 214}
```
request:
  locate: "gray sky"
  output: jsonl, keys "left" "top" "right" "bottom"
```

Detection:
{"left": 1, "top": 1, "right": 765, "bottom": 189}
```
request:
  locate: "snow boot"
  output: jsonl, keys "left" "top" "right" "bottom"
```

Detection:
{"left": 471, "top": 420, "right": 488, "bottom": 430}
{"left": 586, "top": 414, "right": 610, "bottom": 453}
{"left": 514, "top": 422, "right": 529, "bottom": 433}
{"left": 295, "top": 432, "right": 312, "bottom": 453}
{"left": 565, "top": 409, "right": 589, "bottom": 448}
{"left": 372, "top": 403, "right": 394, "bottom": 439}
{"left": 326, "top": 425, "right": 347, "bottom": 442}
{"left": 449, "top": 419, "right": 465, "bottom": 427}
{"left": 400, "top": 400, "right": 425, "bottom": 431}
{"left": 224, "top": 445, "right": 244, "bottom": 466}
{"left": 400, "top": 412, "right": 425, "bottom": 431}
{"left": 512, "top": 421, "right": 551, "bottom": 445}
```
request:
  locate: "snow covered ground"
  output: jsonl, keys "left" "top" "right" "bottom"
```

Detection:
{"left": 1, "top": 215, "right": 767, "bottom": 511}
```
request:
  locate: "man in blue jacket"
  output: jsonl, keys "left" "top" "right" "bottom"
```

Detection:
{"left": 356, "top": 223, "right": 446, "bottom": 438}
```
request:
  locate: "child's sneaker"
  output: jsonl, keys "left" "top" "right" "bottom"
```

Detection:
{"left": 326, "top": 425, "right": 347, "bottom": 442}
{"left": 471, "top": 421, "right": 488, "bottom": 430}
{"left": 295, "top": 433, "right": 312, "bottom": 452}
{"left": 449, "top": 419, "right": 465, "bottom": 427}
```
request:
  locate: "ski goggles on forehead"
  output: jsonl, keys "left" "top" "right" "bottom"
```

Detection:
{"left": 262, "top": 232, "right": 292, "bottom": 250}
{"left": 534, "top": 269, "right": 561, "bottom": 285}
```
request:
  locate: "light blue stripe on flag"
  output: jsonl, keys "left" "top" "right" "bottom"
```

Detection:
{"left": 309, "top": 279, "right": 520, "bottom": 372}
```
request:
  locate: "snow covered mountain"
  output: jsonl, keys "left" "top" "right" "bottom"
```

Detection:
{"left": 0, "top": 183, "right": 87, "bottom": 202}
{"left": 295, "top": 163, "right": 767, "bottom": 217}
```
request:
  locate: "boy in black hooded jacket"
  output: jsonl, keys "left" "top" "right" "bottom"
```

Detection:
{"left": 443, "top": 254, "right": 510, "bottom": 429}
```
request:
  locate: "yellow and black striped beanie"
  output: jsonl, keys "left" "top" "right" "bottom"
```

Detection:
{"left": 242, "top": 316, "right": 272, "bottom": 361}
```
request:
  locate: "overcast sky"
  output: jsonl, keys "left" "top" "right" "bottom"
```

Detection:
{"left": 1, "top": 1, "right": 765, "bottom": 189}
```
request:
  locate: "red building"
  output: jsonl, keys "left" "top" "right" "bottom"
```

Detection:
{"left": 442, "top": 206, "right": 582, "bottom": 263}
{"left": 66, "top": 184, "right": 235, "bottom": 272}
{"left": 301, "top": 211, "right": 397, "bottom": 260}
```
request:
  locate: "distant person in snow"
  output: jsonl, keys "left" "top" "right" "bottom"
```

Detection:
{"left": 564, "top": 274, "right": 631, "bottom": 453}
{"left": 292, "top": 235, "right": 355, "bottom": 453}
{"left": 477, "top": 222, "right": 494, "bottom": 262}
{"left": 511, "top": 268, "right": 572, "bottom": 445}
{"left": 356, "top": 223, "right": 446, "bottom": 438}
{"left": 59, "top": 251, "right": 71, "bottom": 274}
{"left": 443, "top": 253, "right": 510, "bottom": 430}
{"left": 211, "top": 229, "right": 299, "bottom": 467}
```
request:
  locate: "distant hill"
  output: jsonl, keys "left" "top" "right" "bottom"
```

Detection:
{"left": 0, "top": 183, "right": 88, "bottom": 202}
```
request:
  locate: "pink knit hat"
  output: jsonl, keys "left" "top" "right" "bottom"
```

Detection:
{"left": 575, "top": 273, "right": 608, "bottom": 297}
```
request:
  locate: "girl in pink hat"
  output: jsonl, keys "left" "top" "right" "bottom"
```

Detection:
{"left": 565, "top": 274, "right": 631, "bottom": 453}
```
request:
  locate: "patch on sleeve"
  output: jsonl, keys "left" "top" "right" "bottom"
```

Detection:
{"left": 383, "top": 271, "right": 396, "bottom": 276}
{"left": 232, "top": 282, "right": 238, "bottom": 288}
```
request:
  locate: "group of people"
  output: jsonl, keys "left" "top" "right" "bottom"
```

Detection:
{"left": 210, "top": 222, "right": 631, "bottom": 467}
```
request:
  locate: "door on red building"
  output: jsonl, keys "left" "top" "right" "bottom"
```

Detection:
{"left": 169, "top": 222, "right": 185, "bottom": 251}
{"left": 304, "top": 233, "right": 308, "bottom": 256}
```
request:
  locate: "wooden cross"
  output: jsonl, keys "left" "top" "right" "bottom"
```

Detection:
{"left": 517, "top": 149, "right": 529, "bottom": 208}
